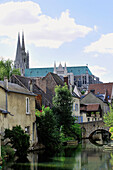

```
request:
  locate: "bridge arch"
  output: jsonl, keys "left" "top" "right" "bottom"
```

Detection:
{"left": 89, "top": 129, "right": 110, "bottom": 138}
{"left": 79, "top": 121, "right": 109, "bottom": 138}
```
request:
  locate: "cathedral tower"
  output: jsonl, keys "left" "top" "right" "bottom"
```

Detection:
{"left": 14, "top": 32, "right": 29, "bottom": 76}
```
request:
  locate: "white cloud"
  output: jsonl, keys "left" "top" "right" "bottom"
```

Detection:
{"left": 0, "top": 1, "right": 92, "bottom": 48}
{"left": 93, "top": 54, "right": 99, "bottom": 58}
{"left": 84, "top": 33, "right": 113, "bottom": 54}
{"left": 89, "top": 65, "right": 107, "bottom": 78}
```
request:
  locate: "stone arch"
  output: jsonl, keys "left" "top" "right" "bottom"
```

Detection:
{"left": 89, "top": 128, "right": 110, "bottom": 139}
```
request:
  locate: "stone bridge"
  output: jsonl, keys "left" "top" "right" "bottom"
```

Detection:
{"left": 79, "top": 120, "right": 109, "bottom": 138}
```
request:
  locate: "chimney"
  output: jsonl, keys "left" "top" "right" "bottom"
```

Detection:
{"left": 29, "top": 79, "right": 33, "bottom": 92}
{"left": 70, "top": 84, "right": 73, "bottom": 94}
{"left": 4, "top": 77, "right": 8, "bottom": 90}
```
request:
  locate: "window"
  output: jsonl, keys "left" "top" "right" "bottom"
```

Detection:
{"left": 75, "top": 104, "right": 78, "bottom": 111}
{"left": 25, "top": 126, "right": 30, "bottom": 134}
{"left": 26, "top": 97, "right": 30, "bottom": 114}
{"left": 87, "top": 118, "right": 90, "bottom": 122}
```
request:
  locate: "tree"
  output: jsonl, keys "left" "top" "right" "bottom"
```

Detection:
{"left": 52, "top": 84, "right": 73, "bottom": 131}
{"left": 35, "top": 106, "right": 61, "bottom": 151}
{"left": 0, "top": 59, "right": 21, "bottom": 80}
{"left": 4, "top": 125, "right": 30, "bottom": 158}
{"left": 103, "top": 105, "right": 113, "bottom": 127}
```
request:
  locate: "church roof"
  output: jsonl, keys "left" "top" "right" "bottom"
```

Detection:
{"left": 25, "top": 66, "right": 92, "bottom": 77}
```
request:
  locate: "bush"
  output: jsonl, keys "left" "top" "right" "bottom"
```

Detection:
{"left": 36, "top": 106, "right": 61, "bottom": 151}
{"left": 4, "top": 126, "right": 30, "bottom": 158}
{"left": 109, "top": 127, "right": 113, "bottom": 133}
{"left": 1, "top": 145, "right": 15, "bottom": 161}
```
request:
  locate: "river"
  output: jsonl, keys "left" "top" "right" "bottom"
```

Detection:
{"left": 3, "top": 139, "right": 113, "bottom": 170}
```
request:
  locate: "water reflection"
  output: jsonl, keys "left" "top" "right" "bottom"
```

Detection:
{"left": 4, "top": 139, "right": 113, "bottom": 170}
{"left": 90, "top": 129, "right": 110, "bottom": 146}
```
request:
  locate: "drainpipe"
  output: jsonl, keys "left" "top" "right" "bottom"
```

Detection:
{"left": 0, "top": 129, "right": 1, "bottom": 157}
{"left": 6, "top": 92, "right": 8, "bottom": 112}
{"left": 4, "top": 77, "right": 8, "bottom": 112}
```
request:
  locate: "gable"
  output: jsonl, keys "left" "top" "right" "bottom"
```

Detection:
{"left": 81, "top": 92, "right": 107, "bottom": 105}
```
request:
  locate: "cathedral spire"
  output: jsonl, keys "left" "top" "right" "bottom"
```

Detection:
{"left": 14, "top": 32, "right": 30, "bottom": 75}
{"left": 15, "top": 32, "right": 21, "bottom": 61}
{"left": 18, "top": 32, "right": 21, "bottom": 47}
{"left": 22, "top": 32, "right": 25, "bottom": 51}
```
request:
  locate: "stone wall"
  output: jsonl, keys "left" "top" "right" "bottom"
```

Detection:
{"left": 80, "top": 121, "right": 109, "bottom": 138}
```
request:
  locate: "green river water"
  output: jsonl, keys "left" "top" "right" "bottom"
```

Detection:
{"left": 3, "top": 139, "right": 113, "bottom": 170}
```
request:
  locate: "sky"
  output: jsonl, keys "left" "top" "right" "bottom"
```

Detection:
{"left": 0, "top": 0, "right": 113, "bottom": 82}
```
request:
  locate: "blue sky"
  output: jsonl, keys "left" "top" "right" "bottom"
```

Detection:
{"left": 0, "top": 0, "right": 113, "bottom": 82}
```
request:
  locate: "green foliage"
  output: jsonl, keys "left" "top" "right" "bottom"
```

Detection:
{"left": 35, "top": 106, "right": 61, "bottom": 151}
{"left": 70, "top": 124, "right": 82, "bottom": 140}
{"left": 10, "top": 68, "right": 21, "bottom": 76}
{"left": 0, "top": 59, "right": 21, "bottom": 80}
{"left": 109, "top": 127, "right": 113, "bottom": 133}
{"left": 60, "top": 123, "right": 81, "bottom": 142}
{"left": 103, "top": 105, "right": 113, "bottom": 127}
{"left": 1, "top": 145, "right": 15, "bottom": 159}
{"left": 53, "top": 84, "right": 73, "bottom": 130}
{"left": 81, "top": 90, "right": 85, "bottom": 95}
{"left": 109, "top": 127, "right": 113, "bottom": 140}
{"left": 4, "top": 125, "right": 30, "bottom": 158}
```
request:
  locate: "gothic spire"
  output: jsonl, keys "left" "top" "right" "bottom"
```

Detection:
{"left": 22, "top": 32, "right": 25, "bottom": 51}
{"left": 18, "top": 32, "right": 21, "bottom": 47}
{"left": 15, "top": 32, "right": 21, "bottom": 61}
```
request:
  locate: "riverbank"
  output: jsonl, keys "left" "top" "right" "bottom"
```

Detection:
{"left": 3, "top": 139, "right": 113, "bottom": 170}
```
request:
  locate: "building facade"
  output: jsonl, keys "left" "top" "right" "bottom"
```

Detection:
{"left": 0, "top": 79, "right": 37, "bottom": 145}
{"left": 80, "top": 92, "right": 109, "bottom": 123}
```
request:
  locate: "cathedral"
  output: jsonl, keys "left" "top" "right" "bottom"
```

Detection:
{"left": 14, "top": 32, "right": 29, "bottom": 76}
{"left": 14, "top": 33, "right": 102, "bottom": 90}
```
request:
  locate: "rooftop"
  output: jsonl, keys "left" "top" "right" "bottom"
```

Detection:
{"left": 80, "top": 103, "right": 100, "bottom": 112}
{"left": 25, "top": 66, "right": 92, "bottom": 77}
{"left": 88, "top": 83, "right": 113, "bottom": 100}
{"left": 0, "top": 81, "right": 35, "bottom": 96}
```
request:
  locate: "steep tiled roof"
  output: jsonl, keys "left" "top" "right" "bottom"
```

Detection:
{"left": 87, "top": 104, "right": 100, "bottom": 111}
{"left": 0, "top": 81, "right": 35, "bottom": 96}
{"left": 11, "top": 74, "right": 41, "bottom": 94}
{"left": 45, "top": 72, "right": 64, "bottom": 86}
{"left": 10, "top": 75, "right": 52, "bottom": 106}
{"left": 80, "top": 103, "right": 100, "bottom": 112}
{"left": 25, "top": 66, "right": 92, "bottom": 77}
{"left": 88, "top": 83, "right": 113, "bottom": 100}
